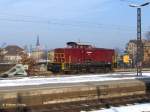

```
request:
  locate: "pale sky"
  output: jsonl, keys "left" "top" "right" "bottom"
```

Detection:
{"left": 0, "top": 0, "right": 150, "bottom": 50}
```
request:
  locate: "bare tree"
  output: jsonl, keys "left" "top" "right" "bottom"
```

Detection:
{"left": 0, "top": 48, "right": 5, "bottom": 62}
{"left": 0, "top": 43, "right": 7, "bottom": 62}
{"left": 114, "top": 47, "right": 123, "bottom": 55}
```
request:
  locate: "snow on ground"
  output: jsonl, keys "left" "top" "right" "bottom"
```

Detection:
{"left": 88, "top": 103, "right": 150, "bottom": 112}
{"left": 0, "top": 72, "right": 150, "bottom": 87}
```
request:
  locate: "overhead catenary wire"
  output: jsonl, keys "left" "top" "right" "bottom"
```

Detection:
{"left": 0, "top": 13, "right": 149, "bottom": 33}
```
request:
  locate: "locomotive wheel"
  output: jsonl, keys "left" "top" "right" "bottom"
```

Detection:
{"left": 89, "top": 68, "right": 95, "bottom": 73}
{"left": 105, "top": 67, "right": 110, "bottom": 73}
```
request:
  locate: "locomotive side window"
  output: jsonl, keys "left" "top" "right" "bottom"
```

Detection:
{"left": 61, "top": 58, "right": 65, "bottom": 62}
{"left": 61, "top": 54, "right": 64, "bottom": 57}
{"left": 58, "top": 58, "right": 61, "bottom": 62}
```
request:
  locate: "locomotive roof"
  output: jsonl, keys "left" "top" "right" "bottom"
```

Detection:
{"left": 55, "top": 47, "right": 114, "bottom": 51}
{"left": 67, "top": 41, "right": 92, "bottom": 47}
{"left": 67, "top": 42, "right": 78, "bottom": 46}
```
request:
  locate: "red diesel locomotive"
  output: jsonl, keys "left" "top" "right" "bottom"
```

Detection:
{"left": 48, "top": 42, "right": 115, "bottom": 73}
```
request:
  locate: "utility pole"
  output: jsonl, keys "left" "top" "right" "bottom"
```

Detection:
{"left": 136, "top": 8, "right": 143, "bottom": 76}
{"left": 129, "top": 2, "right": 150, "bottom": 76}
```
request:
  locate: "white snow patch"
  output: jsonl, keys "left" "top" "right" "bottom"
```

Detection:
{"left": 0, "top": 72, "right": 150, "bottom": 87}
{"left": 89, "top": 103, "right": 150, "bottom": 112}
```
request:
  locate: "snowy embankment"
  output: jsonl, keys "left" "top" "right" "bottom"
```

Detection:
{"left": 88, "top": 103, "right": 150, "bottom": 112}
{"left": 0, "top": 72, "right": 150, "bottom": 87}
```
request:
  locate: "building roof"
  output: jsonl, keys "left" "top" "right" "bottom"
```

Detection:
{"left": 129, "top": 39, "right": 147, "bottom": 44}
{"left": 4, "top": 45, "right": 24, "bottom": 56}
{"left": 129, "top": 40, "right": 137, "bottom": 44}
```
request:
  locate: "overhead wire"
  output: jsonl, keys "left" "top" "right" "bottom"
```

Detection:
{"left": 0, "top": 12, "right": 149, "bottom": 33}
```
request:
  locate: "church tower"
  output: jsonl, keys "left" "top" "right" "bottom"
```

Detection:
{"left": 36, "top": 35, "right": 40, "bottom": 47}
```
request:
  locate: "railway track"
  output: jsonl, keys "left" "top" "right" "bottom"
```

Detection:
{"left": 4, "top": 94, "right": 150, "bottom": 112}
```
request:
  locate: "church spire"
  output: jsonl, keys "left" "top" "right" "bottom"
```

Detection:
{"left": 36, "top": 35, "right": 40, "bottom": 47}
